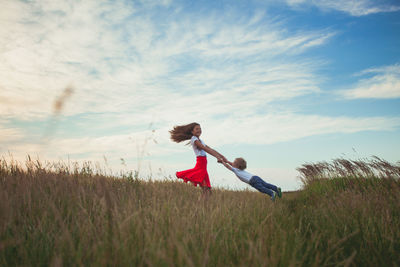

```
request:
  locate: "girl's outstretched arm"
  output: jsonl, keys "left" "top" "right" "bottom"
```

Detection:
{"left": 194, "top": 140, "right": 227, "bottom": 161}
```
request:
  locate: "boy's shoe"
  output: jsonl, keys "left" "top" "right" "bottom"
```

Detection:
{"left": 277, "top": 187, "right": 282, "bottom": 198}
{"left": 271, "top": 192, "right": 276, "bottom": 202}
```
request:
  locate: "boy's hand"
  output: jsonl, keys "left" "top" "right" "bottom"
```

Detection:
{"left": 217, "top": 158, "right": 223, "bottom": 163}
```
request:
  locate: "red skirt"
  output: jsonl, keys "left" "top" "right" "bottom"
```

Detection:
{"left": 176, "top": 156, "right": 211, "bottom": 188}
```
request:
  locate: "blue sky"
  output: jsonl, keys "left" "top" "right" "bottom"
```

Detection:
{"left": 1, "top": 0, "right": 399, "bottom": 191}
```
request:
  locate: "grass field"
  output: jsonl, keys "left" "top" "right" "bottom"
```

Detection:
{"left": 0, "top": 157, "right": 399, "bottom": 266}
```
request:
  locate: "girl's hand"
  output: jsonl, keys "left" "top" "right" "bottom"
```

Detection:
{"left": 217, "top": 158, "right": 223, "bottom": 163}
{"left": 225, "top": 160, "right": 233, "bottom": 166}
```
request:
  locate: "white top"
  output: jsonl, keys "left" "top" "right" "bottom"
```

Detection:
{"left": 231, "top": 167, "right": 254, "bottom": 184}
{"left": 191, "top": 136, "right": 207, "bottom": 157}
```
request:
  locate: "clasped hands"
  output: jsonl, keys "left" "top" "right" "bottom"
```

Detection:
{"left": 217, "top": 156, "right": 229, "bottom": 164}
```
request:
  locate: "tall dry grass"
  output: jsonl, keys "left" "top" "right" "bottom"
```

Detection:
{"left": 1, "top": 156, "right": 399, "bottom": 266}
{"left": 297, "top": 156, "right": 400, "bottom": 185}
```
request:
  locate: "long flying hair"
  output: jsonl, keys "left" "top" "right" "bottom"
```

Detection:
{"left": 170, "top": 122, "right": 200, "bottom": 143}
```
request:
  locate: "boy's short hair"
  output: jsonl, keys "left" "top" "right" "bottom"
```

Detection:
{"left": 235, "top": 157, "right": 247, "bottom": 170}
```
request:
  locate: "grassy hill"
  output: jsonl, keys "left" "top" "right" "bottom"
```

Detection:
{"left": 0, "top": 157, "right": 399, "bottom": 266}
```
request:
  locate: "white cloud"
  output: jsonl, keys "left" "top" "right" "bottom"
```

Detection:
{"left": 0, "top": 127, "right": 23, "bottom": 143}
{"left": 201, "top": 114, "right": 400, "bottom": 147}
{"left": 3, "top": 113, "right": 399, "bottom": 161}
{"left": 0, "top": 0, "right": 335, "bottom": 121}
{"left": 0, "top": 117, "right": 23, "bottom": 142}
{"left": 341, "top": 64, "right": 400, "bottom": 99}
{"left": 286, "top": 0, "right": 400, "bottom": 16}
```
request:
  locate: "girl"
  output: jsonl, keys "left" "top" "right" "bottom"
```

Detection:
{"left": 170, "top": 122, "right": 227, "bottom": 194}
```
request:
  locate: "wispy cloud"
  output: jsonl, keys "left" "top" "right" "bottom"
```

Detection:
{"left": 3, "top": 113, "right": 399, "bottom": 161}
{"left": 286, "top": 0, "right": 400, "bottom": 16}
{"left": 202, "top": 114, "right": 400, "bottom": 146}
{"left": 0, "top": 0, "right": 335, "bottom": 120}
{"left": 341, "top": 64, "right": 400, "bottom": 99}
{"left": 0, "top": 127, "right": 23, "bottom": 143}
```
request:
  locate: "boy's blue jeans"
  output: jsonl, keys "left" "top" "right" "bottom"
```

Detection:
{"left": 249, "top": 176, "right": 278, "bottom": 197}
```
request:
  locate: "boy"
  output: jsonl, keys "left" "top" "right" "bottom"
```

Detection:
{"left": 218, "top": 157, "right": 282, "bottom": 201}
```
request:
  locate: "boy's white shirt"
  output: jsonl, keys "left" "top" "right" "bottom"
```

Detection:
{"left": 191, "top": 136, "right": 207, "bottom": 157}
{"left": 231, "top": 167, "right": 253, "bottom": 184}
